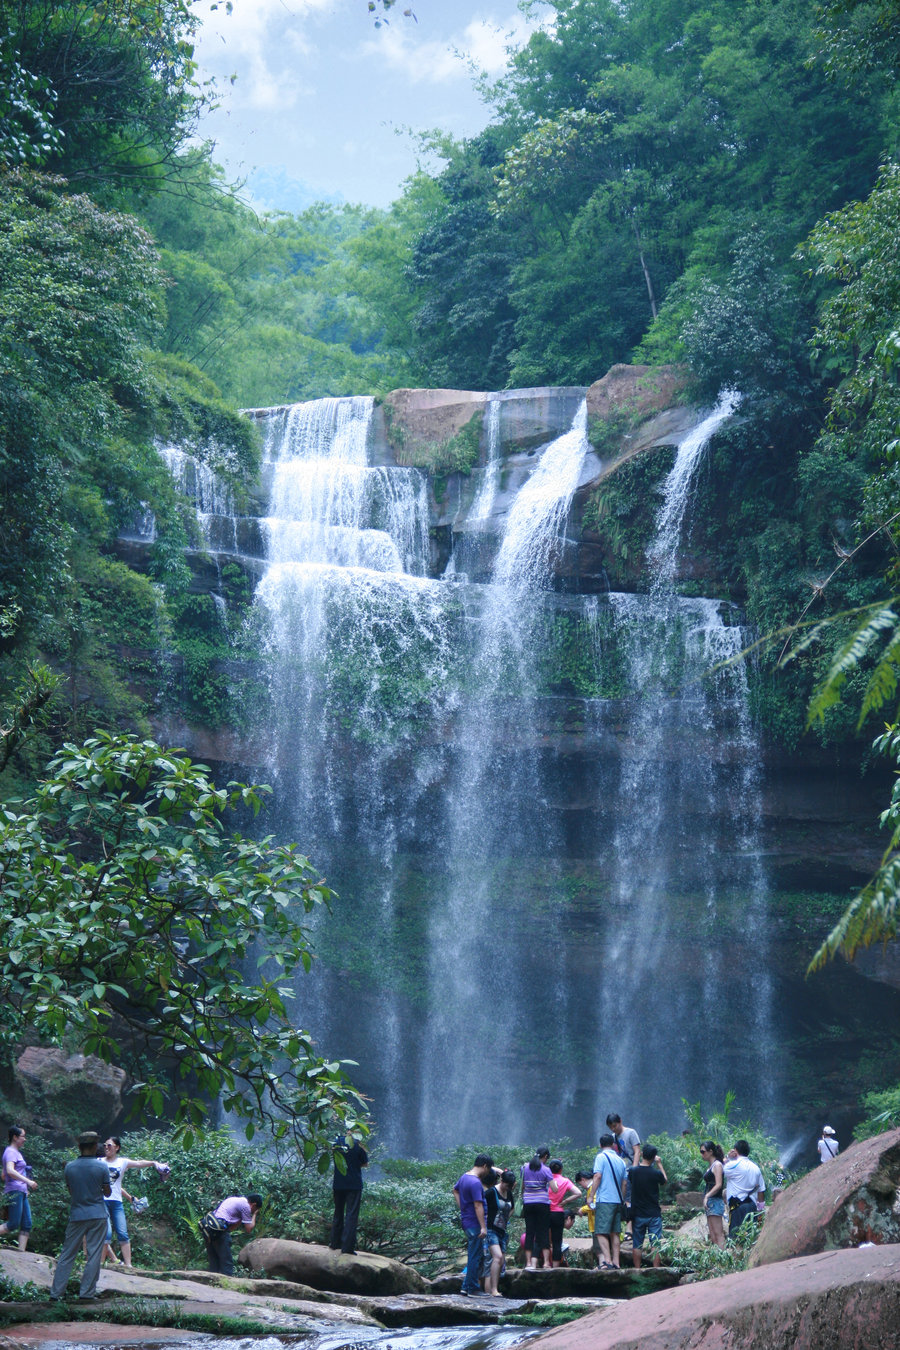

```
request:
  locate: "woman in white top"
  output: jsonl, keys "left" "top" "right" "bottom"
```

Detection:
{"left": 817, "top": 1126, "right": 839, "bottom": 1164}
{"left": 102, "top": 1136, "right": 170, "bottom": 1267}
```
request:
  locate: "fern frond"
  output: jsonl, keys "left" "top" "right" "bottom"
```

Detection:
{"left": 779, "top": 619, "right": 831, "bottom": 666}
{"left": 806, "top": 604, "right": 899, "bottom": 728}
{"left": 808, "top": 856, "right": 900, "bottom": 972}
{"left": 859, "top": 627, "right": 900, "bottom": 726}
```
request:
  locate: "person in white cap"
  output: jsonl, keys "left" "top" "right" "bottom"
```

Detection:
{"left": 817, "top": 1126, "right": 839, "bottom": 1163}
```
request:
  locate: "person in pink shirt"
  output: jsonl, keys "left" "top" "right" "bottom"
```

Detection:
{"left": 548, "top": 1159, "right": 581, "bottom": 1267}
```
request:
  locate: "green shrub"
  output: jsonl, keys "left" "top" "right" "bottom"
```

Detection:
{"left": 854, "top": 1084, "right": 900, "bottom": 1140}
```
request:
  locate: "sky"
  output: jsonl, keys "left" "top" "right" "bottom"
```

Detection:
{"left": 191, "top": 0, "right": 550, "bottom": 212}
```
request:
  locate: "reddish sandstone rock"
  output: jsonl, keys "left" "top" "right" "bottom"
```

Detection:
{"left": 585, "top": 363, "right": 688, "bottom": 424}
{"left": 530, "top": 1245, "right": 900, "bottom": 1350}
{"left": 748, "top": 1127, "right": 900, "bottom": 1267}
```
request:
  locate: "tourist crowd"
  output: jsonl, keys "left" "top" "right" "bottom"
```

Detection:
{"left": 1, "top": 1114, "right": 842, "bottom": 1301}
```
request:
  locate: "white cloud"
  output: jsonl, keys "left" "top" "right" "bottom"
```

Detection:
{"left": 357, "top": 7, "right": 543, "bottom": 85}
{"left": 195, "top": 0, "right": 325, "bottom": 113}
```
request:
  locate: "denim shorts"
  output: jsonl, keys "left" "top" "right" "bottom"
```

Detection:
{"left": 632, "top": 1214, "right": 662, "bottom": 1248}
{"left": 106, "top": 1198, "right": 130, "bottom": 1243}
{"left": 706, "top": 1197, "right": 726, "bottom": 1217}
{"left": 486, "top": 1228, "right": 507, "bottom": 1251}
{"left": 4, "top": 1191, "right": 32, "bottom": 1234}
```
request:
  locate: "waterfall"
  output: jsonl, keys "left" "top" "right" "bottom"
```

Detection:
{"left": 648, "top": 389, "right": 741, "bottom": 589}
{"left": 469, "top": 397, "right": 502, "bottom": 524}
{"left": 493, "top": 401, "right": 588, "bottom": 589}
{"left": 594, "top": 390, "right": 774, "bottom": 1131}
{"left": 249, "top": 397, "right": 448, "bottom": 1147}
{"left": 419, "top": 401, "right": 589, "bottom": 1145}
{"left": 156, "top": 387, "right": 779, "bottom": 1153}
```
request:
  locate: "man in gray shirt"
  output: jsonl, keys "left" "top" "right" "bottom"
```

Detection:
{"left": 50, "top": 1130, "right": 111, "bottom": 1301}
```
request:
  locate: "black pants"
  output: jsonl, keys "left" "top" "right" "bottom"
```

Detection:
{"left": 330, "top": 1188, "right": 362, "bottom": 1254}
{"left": 728, "top": 1200, "right": 757, "bottom": 1237}
{"left": 548, "top": 1209, "right": 566, "bottom": 1261}
{"left": 524, "top": 1202, "right": 551, "bottom": 1256}
{"left": 203, "top": 1226, "right": 233, "bottom": 1274}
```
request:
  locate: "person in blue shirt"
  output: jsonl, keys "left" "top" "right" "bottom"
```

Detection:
{"left": 587, "top": 1132, "right": 628, "bottom": 1269}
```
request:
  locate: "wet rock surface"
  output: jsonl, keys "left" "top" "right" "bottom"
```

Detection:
{"left": 528, "top": 1245, "right": 900, "bottom": 1350}
{"left": 0, "top": 1248, "right": 377, "bottom": 1332}
{"left": 500, "top": 1267, "right": 679, "bottom": 1299}
{"left": 749, "top": 1127, "right": 900, "bottom": 1266}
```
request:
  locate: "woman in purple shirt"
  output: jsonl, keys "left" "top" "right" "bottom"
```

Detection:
{"left": 0, "top": 1126, "right": 37, "bottom": 1251}
{"left": 520, "top": 1154, "right": 553, "bottom": 1269}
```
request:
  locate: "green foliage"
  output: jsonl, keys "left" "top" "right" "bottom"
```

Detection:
{"left": 397, "top": 0, "right": 893, "bottom": 389}
{"left": 0, "top": 1271, "right": 43, "bottom": 1303}
{"left": 5, "top": 0, "right": 206, "bottom": 194}
{"left": 0, "top": 733, "right": 368, "bottom": 1156}
{"left": 656, "top": 1219, "right": 759, "bottom": 1280}
{"left": 137, "top": 155, "right": 417, "bottom": 406}
{"left": 810, "top": 721, "right": 900, "bottom": 968}
{"left": 504, "top": 1308, "right": 591, "bottom": 1328}
{"left": 800, "top": 160, "right": 900, "bottom": 557}
{"left": 853, "top": 1082, "right": 900, "bottom": 1140}
{"left": 679, "top": 225, "right": 812, "bottom": 399}
{"left": 680, "top": 1095, "right": 786, "bottom": 1188}
{"left": 0, "top": 40, "right": 64, "bottom": 167}
{"left": 582, "top": 448, "right": 676, "bottom": 588}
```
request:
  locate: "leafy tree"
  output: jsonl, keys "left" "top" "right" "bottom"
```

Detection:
{"left": 813, "top": 0, "right": 900, "bottom": 78}
{"left": 0, "top": 733, "right": 368, "bottom": 1158}
{"left": 407, "top": 129, "right": 518, "bottom": 390}
{"left": 4, "top": 0, "right": 207, "bottom": 196}
{"left": 0, "top": 170, "right": 163, "bottom": 630}
{"left": 0, "top": 39, "right": 64, "bottom": 167}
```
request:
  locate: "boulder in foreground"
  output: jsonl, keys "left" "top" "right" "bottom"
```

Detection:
{"left": 528, "top": 1245, "right": 900, "bottom": 1350}
{"left": 749, "top": 1127, "right": 900, "bottom": 1267}
{"left": 239, "top": 1238, "right": 428, "bottom": 1295}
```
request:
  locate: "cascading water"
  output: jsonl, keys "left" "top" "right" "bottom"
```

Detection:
{"left": 594, "top": 390, "right": 775, "bottom": 1130}
{"left": 159, "top": 386, "right": 777, "bottom": 1153}
{"left": 420, "top": 401, "right": 590, "bottom": 1145}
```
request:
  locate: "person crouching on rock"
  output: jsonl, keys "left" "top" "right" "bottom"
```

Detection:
{"left": 200, "top": 1193, "right": 263, "bottom": 1275}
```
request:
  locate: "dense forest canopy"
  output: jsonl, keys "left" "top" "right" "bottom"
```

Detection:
{"left": 0, "top": 0, "right": 898, "bottom": 785}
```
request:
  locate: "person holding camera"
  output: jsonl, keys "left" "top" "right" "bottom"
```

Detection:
{"left": 329, "top": 1131, "right": 368, "bottom": 1256}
